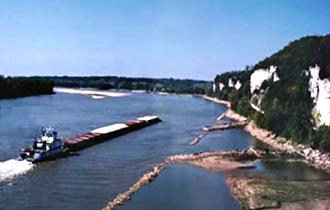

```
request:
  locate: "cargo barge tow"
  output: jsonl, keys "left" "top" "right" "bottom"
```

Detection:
{"left": 65, "top": 115, "right": 161, "bottom": 151}
{"left": 20, "top": 115, "right": 161, "bottom": 162}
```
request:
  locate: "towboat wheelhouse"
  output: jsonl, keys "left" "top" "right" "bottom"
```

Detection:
{"left": 20, "top": 127, "right": 64, "bottom": 162}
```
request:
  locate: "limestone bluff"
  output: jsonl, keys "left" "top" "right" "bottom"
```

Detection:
{"left": 208, "top": 35, "right": 330, "bottom": 152}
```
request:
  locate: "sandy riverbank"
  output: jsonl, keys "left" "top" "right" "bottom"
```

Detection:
{"left": 54, "top": 87, "right": 131, "bottom": 99}
{"left": 203, "top": 95, "right": 231, "bottom": 107}
{"left": 226, "top": 175, "right": 330, "bottom": 210}
{"left": 165, "top": 149, "right": 258, "bottom": 172}
{"left": 55, "top": 87, "right": 198, "bottom": 99}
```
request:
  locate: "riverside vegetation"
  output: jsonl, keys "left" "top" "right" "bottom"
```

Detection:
{"left": 208, "top": 35, "right": 330, "bottom": 152}
{"left": 42, "top": 76, "right": 211, "bottom": 94}
{"left": 205, "top": 35, "right": 330, "bottom": 209}
{"left": 0, "top": 76, "right": 54, "bottom": 99}
{"left": 0, "top": 76, "right": 211, "bottom": 99}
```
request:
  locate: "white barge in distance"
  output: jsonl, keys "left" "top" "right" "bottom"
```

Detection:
{"left": 64, "top": 115, "right": 161, "bottom": 151}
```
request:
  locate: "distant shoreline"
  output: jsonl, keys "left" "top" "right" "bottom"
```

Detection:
{"left": 0, "top": 77, "right": 54, "bottom": 100}
{"left": 40, "top": 75, "right": 211, "bottom": 95}
{"left": 54, "top": 86, "right": 200, "bottom": 99}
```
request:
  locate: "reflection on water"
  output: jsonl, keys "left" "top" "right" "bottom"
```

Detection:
{"left": 257, "top": 160, "right": 330, "bottom": 181}
{"left": 123, "top": 164, "right": 242, "bottom": 210}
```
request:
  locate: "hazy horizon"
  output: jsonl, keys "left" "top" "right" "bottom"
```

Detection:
{"left": 0, "top": 0, "right": 329, "bottom": 80}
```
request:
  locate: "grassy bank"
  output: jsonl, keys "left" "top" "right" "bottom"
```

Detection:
{"left": 227, "top": 175, "right": 330, "bottom": 209}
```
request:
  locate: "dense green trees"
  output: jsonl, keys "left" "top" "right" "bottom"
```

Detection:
{"left": 319, "top": 36, "right": 330, "bottom": 79}
{"left": 258, "top": 71, "right": 314, "bottom": 144}
{"left": 0, "top": 76, "right": 54, "bottom": 99}
{"left": 211, "top": 34, "right": 330, "bottom": 152}
{"left": 314, "top": 126, "right": 330, "bottom": 151}
{"left": 0, "top": 74, "right": 210, "bottom": 98}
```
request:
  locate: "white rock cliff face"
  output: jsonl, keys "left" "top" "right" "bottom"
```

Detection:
{"left": 250, "top": 66, "right": 279, "bottom": 93}
{"left": 219, "top": 82, "right": 225, "bottom": 91}
{"left": 228, "top": 78, "right": 235, "bottom": 87}
{"left": 249, "top": 66, "right": 280, "bottom": 113}
{"left": 235, "top": 80, "right": 242, "bottom": 90}
{"left": 309, "top": 65, "right": 330, "bottom": 126}
{"left": 212, "top": 82, "right": 225, "bottom": 92}
{"left": 228, "top": 78, "right": 241, "bottom": 90}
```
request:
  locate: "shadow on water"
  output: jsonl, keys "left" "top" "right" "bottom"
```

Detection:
{"left": 253, "top": 160, "right": 330, "bottom": 181}
{"left": 248, "top": 137, "right": 330, "bottom": 181}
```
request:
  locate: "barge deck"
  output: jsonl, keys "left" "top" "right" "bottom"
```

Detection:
{"left": 64, "top": 115, "right": 161, "bottom": 151}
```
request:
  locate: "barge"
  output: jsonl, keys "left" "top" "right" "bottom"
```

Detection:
{"left": 20, "top": 115, "right": 161, "bottom": 162}
{"left": 64, "top": 115, "right": 161, "bottom": 151}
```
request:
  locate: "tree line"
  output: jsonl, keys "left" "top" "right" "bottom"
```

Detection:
{"left": 43, "top": 76, "right": 212, "bottom": 94}
{"left": 0, "top": 76, "right": 54, "bottom": 99}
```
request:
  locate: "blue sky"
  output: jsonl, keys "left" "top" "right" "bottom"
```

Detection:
{"left": 0, "top": 0, "right": 329, "bottom": 80}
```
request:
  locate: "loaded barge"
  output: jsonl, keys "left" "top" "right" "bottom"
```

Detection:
{"left": 20, "top": 115, "right": 161, "bottom": 162}
{"left": 65, "top": 115, "right": 161, "bottom": 151}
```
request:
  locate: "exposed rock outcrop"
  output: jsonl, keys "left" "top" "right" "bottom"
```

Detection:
{"left": 250, "top": 65, "right": 279, "bottom": 94}
{"left": 309, "top": 65, "right": 330, "bottom": 127}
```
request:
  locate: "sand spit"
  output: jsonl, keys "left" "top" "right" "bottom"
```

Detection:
{"left": 185, "top": 157, "right": 254, "bottom": 172}
{"left": 224, "top": 109, "right": 247, "bottom": 122}
{"left": 54, "top": 87, "right": 131, "bottom": 99}
{"left": 166, "top": 151, "right": 257, "bottom": 172}
{"left": 203, "top": 95, "right": 231, "bottom": 107}
{"left": 103, "top": 149, "right": 263, "bottom": 210}
{"left": 165, "top": 149, "right": 263, "bottom": 164}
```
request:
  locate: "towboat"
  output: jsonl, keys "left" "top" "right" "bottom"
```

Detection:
{"left": 18, "top": 116, "right": 161, "bottom": 163}
{"left": 19, "top": 127, "right": 65, "bottom": 162}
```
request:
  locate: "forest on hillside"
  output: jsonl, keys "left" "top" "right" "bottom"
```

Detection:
{"left": 209, "top": 35, "right": 330, "bottom": 152}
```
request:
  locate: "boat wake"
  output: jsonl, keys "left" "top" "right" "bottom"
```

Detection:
{"left": 0, "top": 159, "right": 34, "bottom": 182}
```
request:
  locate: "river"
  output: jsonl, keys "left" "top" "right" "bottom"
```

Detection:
{"left": 0, "top": 92, "right": 328, "bottom": 210}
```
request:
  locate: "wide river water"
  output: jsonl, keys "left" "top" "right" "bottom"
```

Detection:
{"left": 0, "top": 92, "right": 328, "bottom": 210}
